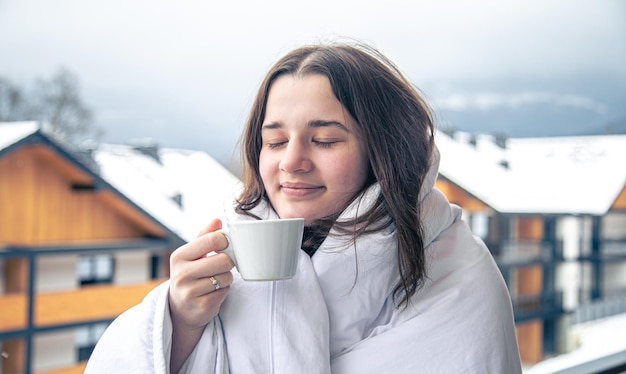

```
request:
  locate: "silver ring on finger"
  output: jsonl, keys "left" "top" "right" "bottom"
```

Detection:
{"left": 209, "top": 276, "right": 220, "bottom": 291}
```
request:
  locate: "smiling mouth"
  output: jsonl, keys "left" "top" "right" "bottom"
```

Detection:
{"left": 280, "top": 183, "right": 324, "bottom": 197}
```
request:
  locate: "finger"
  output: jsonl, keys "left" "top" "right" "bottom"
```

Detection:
{"left": 197, "top": 219, "right": 232, "bottom": 255}
{"left": 197, "top": 218, "right": 223, "bottom": 237}
{"left": 172, "top": 230, "right": 229, "bottom": 262}
{"left": 194, "top": 252, "right": 235, "bottom": 278}
{"left": 168, "top": 281, "right": 230, "bottom": 330}
{"left": 181, "top": 270, "right": 233, "bottom": 301}
{"left": 199, "top": 286, "right": 230, "bottom": 319}
{"left": 205, "top": 271, "right": 234, "bottom": 293}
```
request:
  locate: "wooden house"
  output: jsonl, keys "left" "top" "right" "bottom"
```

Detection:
{"left": 0, "top": 121, "right": 240, "bottom": 373}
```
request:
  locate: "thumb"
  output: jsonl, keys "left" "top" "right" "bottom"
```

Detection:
{"left": 197, "top": 218, "right": 223, "bottom": 238}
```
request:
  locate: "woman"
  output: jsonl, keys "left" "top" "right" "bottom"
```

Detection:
{"left": 86, "top": 42, "right": 522, "bottom": 373}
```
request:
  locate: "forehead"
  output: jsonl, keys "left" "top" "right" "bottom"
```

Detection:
{"left": 263, "top": 74, "right": 357, "bottom": 128}
{"left": 267, "top": 74, "right": 335, "bottom": 103}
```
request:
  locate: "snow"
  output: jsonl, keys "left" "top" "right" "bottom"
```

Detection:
{"left": 93, "top": 143, "right": 242, "bottom": 242}
{"left": 0, "top": 121, "right": 39, "bottom": 149}
{"left": 435, "top": 131, "right": 626, "bottom": 215}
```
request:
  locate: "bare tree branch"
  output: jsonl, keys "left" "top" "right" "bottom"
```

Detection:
{"left": 0, "top": 77, "right": 28, "bottom": 121}
{"left": 0, "top": 68, "right": 102, "bottom": 146}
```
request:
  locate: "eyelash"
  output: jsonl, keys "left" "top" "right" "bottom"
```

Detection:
{"left": 314, "top": 140, "right": 337, "bottom": 148}
{"left": 266, "top": 140, "right": 338, "bottom": 149}
{"left": 267, "top": 142, "right": 286, "bottom": 149}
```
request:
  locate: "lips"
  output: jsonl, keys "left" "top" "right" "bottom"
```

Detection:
{"left": 280, "top": 182, "right": 324, "bottom": 198}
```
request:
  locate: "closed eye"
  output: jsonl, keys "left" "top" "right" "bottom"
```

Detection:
{"left": 313, "top": 140, "right": 340, "bottom": 148}
{"left": 267, "top": 141, "right": 287, "bottom": 149}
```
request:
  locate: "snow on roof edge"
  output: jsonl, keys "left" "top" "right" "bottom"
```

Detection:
{"left": 0, "top": 121, "right": 40, "bottom": 150}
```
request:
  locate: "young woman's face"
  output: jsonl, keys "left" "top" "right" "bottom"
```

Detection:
{"left": 259, "top": 74, "right": 370, "bottom": 224}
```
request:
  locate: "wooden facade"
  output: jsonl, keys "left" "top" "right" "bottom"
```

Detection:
{"left": 513, "top": 217, "right": 545, "bottom": 364}
{"left": 0, "top": 130, "right": 183, "bottom": 373}
{"left": 0, "top": 145, "right": 167, "bottom": 244}
{"left": 612, "top": 185, "right": 626, "bottom": 210}
{"left": 435, "top": 177, "right": 490, "bottom": 212}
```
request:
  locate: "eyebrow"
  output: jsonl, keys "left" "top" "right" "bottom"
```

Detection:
{"left": 261, "top": 120, "right": 351, "bottom": 133}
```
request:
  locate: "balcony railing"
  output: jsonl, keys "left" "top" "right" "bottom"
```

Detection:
{"left": 486, "top": 237, "right": 626, "bottom": 266}
{"left": 512, "top": 291, "right": 564, "bottom": 323}
{"left": 601, "top": 238, "right": 626, "bottom": 259}
{"left": 572, "top": 289, "right": 626, "bottom": 325}
{"left": 0, "top": 239, "right": 174, "bottom": 374}
{"left": 486, "top": 239, "right": 560, "bottom": 268}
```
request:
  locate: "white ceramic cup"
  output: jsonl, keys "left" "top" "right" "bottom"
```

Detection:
{"left": 220, "top": 218, "right": 305, "bottom": 281}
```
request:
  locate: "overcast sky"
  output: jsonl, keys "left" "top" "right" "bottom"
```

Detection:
{"left": 1, "top": 0, "right": 625, "bottom": 165}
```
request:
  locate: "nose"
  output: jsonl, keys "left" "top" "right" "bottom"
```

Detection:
{"left": 279, "top": 140, "right": 312, "bottom": 173}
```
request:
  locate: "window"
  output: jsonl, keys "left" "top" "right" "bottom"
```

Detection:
{"left": 77, "top": 254, "right": 114, "bottom": 285}
{"left": 76, "top": 323, "right": 108, "bottom": 361}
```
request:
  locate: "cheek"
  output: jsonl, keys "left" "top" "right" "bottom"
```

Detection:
{"left": 333, "top": 155, "right": 369, "bottom": 190}
{"left": 259, "top": 152, "right": 275, "bottom": 187}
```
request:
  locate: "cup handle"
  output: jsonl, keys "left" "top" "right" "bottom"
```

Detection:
{"left": 216, "top": 228, "right": 237, "bottom": 267}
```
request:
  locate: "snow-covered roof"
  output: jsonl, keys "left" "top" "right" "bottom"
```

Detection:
{"left": 436, "top": 131, "right": 626, "bottom": 215}
{"left": 93, "top": 143, "right": 242, "bottom": 242}
{"left": 1, "top": 121, "right": 242, "bottom": 243}
{"left": 0, "top": 121, "right": 39, "bottom": 150}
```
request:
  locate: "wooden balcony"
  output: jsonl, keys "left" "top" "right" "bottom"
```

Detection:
{"left": 0, "top": 280, "right": 164, "bottom": 333}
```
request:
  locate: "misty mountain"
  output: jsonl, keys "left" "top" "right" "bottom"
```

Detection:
{"left": 437, "top": 106, "right": 626, "bottom": 138}
{"left": 424, "top": 72, "right": 626, "bottom": 138}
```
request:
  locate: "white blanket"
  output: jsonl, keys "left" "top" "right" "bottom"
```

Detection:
{"left": 86, "top": 150, "right": 522, "bottom": 373}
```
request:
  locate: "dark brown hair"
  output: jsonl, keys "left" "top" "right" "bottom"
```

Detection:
{"left": 236, "top": 42, "right": 434, "bottom": 307}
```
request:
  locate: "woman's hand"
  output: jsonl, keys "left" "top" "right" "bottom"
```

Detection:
{"left": 168, "top": 218, "right": 234, "bottom": 372}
